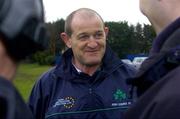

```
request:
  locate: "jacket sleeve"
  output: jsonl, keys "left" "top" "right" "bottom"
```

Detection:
{"left": 28, "top": 70, "right": 53, "bottom": 119}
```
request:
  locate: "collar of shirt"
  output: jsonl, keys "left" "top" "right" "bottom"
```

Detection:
{"left": 72, "top": 62, "right": 82, "bottom": 73}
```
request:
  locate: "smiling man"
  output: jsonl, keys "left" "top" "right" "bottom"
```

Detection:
{"left": 61, "top": 9, "right": 108, "bottom": 75}
{"left": 28, "top": 8, "right": 136, "bottom": 119}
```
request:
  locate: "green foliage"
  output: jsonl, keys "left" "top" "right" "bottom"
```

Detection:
{"left": 46, "top": 19, "right": 66, "bottom": 55}
{"left": 106, "top": 21, "right": 137, "bottom": 58}
{"left": 143, "top": 24, "right": 156, "bottom": 51}
{"left": 105, "top": 21, "right": 156, "bottom": 58}
{"left": 32, "top": 51, "right": 55, "bottom": 65}
{"left": 13, "top": 63, "right": 51, "bottom": 101}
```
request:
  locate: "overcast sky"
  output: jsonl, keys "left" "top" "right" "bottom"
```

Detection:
{"left": 43, "top": 0, "right": 150, "bottom": 25}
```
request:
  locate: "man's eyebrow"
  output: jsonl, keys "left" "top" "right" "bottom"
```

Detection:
{"left": 77, "top": 32, "right": 88, "bottom": 37}
{"left": 77, "top": 30, "right": 103, "bottom": 36}
{"left": 96, "top": 30, "right": 103, "bottom": 33}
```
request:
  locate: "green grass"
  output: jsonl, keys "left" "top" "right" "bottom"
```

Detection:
{"left": 13, "top": 63, "right": 52, "bottom": 101}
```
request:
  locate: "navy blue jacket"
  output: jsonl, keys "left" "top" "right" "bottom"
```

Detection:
{"left": 28, "top": 46, "right": 136, "bottom": 119}
{"left": 0, "top": 77, "right": 33, "bottom": 119}
{"left": 125, "top": 18, "right": 180, "bottom": 119}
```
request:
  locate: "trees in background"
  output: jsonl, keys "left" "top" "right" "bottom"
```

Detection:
{"left": 106, "top": 21, "right": 155, "bottom": 58}
{"left": 46, "top": 19, "right": 65, "bottom": 55}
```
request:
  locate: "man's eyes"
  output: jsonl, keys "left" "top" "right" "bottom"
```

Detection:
{"left": 94, "top": 33, "right": 103, "bottom": 39}
{"left": 78, "top": 32, "right": 104, "bottom": 40}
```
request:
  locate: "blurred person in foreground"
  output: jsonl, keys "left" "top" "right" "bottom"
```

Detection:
{"left": 0, "top": 0, "right": 48, "bottom": 118}
{"left": 125, "top": 0, "right": 180, "bottom": 119}
{"left": 28, "top": 8, "right": 136, "bottom": 119}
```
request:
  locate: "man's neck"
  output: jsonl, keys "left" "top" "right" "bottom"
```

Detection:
{"left": 72, "top": 59, "right": 100, "bottom": 76}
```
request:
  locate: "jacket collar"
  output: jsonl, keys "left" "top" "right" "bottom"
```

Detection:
{"left": 150, "top": 17, "right": 180, "bottom": 55}
{"left": 54, "top": 44, "right": 123, "bottom": 81}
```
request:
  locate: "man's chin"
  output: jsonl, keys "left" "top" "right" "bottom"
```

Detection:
{"left": 85, "top": 60, "right": 101, "bottom": 67}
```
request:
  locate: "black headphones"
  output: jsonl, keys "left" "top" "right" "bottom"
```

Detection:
{"left": 0, "top": 0, "right": 49, "bottom": 61}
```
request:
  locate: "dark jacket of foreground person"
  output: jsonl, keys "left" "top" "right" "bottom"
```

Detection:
{"left": 0, "top": 77, "right": 33, "bottom": 119}
{"left": 125, "top": 18, "right": 180, "bottom": 119}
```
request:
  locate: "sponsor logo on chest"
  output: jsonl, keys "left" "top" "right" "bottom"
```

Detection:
{"left": 111, "top": 89, "right": 132, "bottom": 107}
{"left": 53, "top": 96, "right": 75, "bottom": 109}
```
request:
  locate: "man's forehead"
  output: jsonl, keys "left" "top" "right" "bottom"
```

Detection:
{"left": 73, "top": 11, "right": 97, "bottom": 20}
{"left": 72, "top": 13, "right": 102, "bottom": 26}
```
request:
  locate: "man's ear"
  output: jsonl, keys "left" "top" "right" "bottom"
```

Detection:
{"left": 104, "top": 27, "right": 109, "bottom": 38}
{"left": 60, "top": 32, "right": 71, "bottom": 48}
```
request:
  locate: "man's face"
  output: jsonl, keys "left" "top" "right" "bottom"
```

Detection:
{"left": 69, "top": 14, "right": 108, "bottom": 67}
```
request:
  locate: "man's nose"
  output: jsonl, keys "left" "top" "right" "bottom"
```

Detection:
{"left": 87, "top": 36, "right": 98, "bottom": 48}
